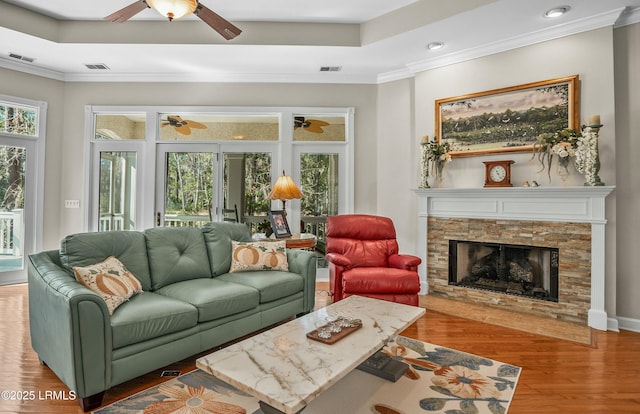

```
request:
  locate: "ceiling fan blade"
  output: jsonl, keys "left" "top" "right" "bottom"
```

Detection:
{"left": 174, "top": 124, "right": 192, "bottom": 135}
{"left": 185, "top": 120, "right": 207, "bottom": 129}
{"left": 194, "top": 3, "right": 242, "bottom": 40}
{"left": 105, "top": 0, "right": 149, "bottom": 23}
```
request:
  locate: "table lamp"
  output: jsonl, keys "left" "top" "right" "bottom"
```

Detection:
{"left": 267, "top": 170, "right": 304, "bottom": 214}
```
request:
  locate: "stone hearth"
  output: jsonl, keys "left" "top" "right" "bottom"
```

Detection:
{"left": 429, "top": 217, "right": 589, "bottom": 324}
{"left": 413, "top": 186, "right": 614, "bottom": 330}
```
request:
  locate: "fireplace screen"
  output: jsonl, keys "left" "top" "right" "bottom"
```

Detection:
{"left": 448, "top": 240, "right": 559, "bottom": 302}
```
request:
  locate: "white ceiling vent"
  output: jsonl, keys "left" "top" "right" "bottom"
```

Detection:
{"left": 85, "top": 63, "right": 110, "bottom": 70}
{"left": 319, "top": 66, "right": 342, "bottom": 72}
{"left": 9, "top": 53, "right": 34, "bottom": 63}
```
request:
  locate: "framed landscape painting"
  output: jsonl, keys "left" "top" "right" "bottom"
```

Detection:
{"left": 435, "top": 75, "right": 580, "bottom": 157}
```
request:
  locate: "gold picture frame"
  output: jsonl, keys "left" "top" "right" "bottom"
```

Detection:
{"left": 435, "top": 75, "right": 580, "bottom": 157}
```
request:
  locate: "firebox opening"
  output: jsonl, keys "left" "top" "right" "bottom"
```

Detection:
{"left": 448, "top": 240, "right": 559, "bottom": 302}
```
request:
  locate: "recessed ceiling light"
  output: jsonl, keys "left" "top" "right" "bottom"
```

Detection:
{"left": 544, "top": 6, "right": 570, "bottom": 18}
{"left": 427, "top": 42, "right": 444, "bottom": 51}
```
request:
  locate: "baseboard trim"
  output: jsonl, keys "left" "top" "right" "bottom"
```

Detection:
{"left": 608, "top": 317, "right": 620, "bottom": 332}
{"left": 617, "top": 316, "right": 640, "bottom": 333}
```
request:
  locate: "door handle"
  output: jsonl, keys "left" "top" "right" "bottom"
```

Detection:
{"left": 156, "top": 212, "right": 161, "bottom": 226}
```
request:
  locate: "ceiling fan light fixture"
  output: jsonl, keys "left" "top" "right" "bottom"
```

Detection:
{"left": 146, "top": 0, "right": 197, "bottom": 21}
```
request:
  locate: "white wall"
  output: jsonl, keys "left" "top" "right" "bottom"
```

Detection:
{"left": 614, "top": 22, "right": 640, "bottom": 328}
{"left": 377, "top": 78, "right": 417, "bottom": 254}
{"left": 414, "top": 28, "right": 616, "bottom": 189}
{"left": 0, "top": 67, "right": 65, "bottom": 249}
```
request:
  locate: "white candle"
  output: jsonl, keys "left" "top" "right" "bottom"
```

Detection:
{"left": 588, "top": 114, "right": 600, "bottom": 126}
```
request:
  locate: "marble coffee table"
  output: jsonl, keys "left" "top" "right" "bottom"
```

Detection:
{"left": 196, "top": 295, "right": 425, "bottom": 414}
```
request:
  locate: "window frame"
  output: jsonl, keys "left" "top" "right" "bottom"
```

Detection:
{"left": 0, "top": 95, "right": 47, "bottom": 284}
{"left": 86, "top": 106, "right": 354, "bottom": 233}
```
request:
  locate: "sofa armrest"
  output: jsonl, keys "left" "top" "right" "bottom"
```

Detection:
{"left": 389, "top": 253, "right": 422, "bottom": 271}
{"left": 285, "top": 249, "right": 317, "bottom": 313}
{"left": 28, "top": 251, "right": 112, "bottom": 400}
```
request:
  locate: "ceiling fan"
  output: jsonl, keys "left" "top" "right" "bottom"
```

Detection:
{"left": 105, "top": 0, "right": 242, "bottom": 40}
{"left": 294, "top": 116, "right": 330, "bottom": 133}
{"left": 162, "top": 115, "right": 207, "bottom": 135}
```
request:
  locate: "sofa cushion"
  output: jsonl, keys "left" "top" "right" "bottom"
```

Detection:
{"left": 155, "top": 278, "right": 259, "bottom": 322}
{"left": 229, "top": 240, "right": 288, "bottom": 273}
{"left": 144, "top": 227, "right": 212, "bottom": 290}
{"left": 217, "top": 271, "right": 303, "bottom": 303}
{"left": 60, "top": 230, "right": 153, "bottom": 291}
{"left": 201, "top": 222, "right": 253, "bottom": 276}
{"left": 110, "top": 292, "right": 198, "bottom": 349}
{"left": 73, "top": 256, "right": 143, "bottom": 315}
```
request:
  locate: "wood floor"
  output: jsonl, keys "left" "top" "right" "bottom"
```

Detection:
{"left": 1, "top": 282, "right": 639, "bottom": 413}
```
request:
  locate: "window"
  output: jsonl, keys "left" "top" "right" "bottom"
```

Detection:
{"left": 95, "top": 114, "right": 146, "bottom": 140}
{"left": 162, "top": 150, "right": 215, "bottom": 227}
{"left": 0, "top": 96, "right": 47, "bottom": 284}
{"left": 99, "top": 151, "right": 137, "bottom": 230}
{"left": 224, "top": 152, "right": 273, "bottom": 233}
{"left": 0, "top": 103, "right": 38, "bottom": 136}
{"left": 158, "top": 114, "right": 279, "bottom": 141}
{"left": 87, "top": 106, "right": 353, "bottom": 236}
{"left": 293, "top": 115, "right": 346, "bottom": 142}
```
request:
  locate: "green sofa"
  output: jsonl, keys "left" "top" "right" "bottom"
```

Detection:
{"left": 27, "top": 222, "right": 316, "bottom": 411}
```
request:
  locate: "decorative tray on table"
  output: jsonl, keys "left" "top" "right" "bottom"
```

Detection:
{"left": 306, "top": 317, "right": 363, "bottom": 345}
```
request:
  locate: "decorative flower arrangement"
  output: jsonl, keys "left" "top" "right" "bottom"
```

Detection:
{"left": 575, "top": 125, "right": 604, "bottom": 186}
{"left": 532, "top": 128, "right": 579, "bottom": 181}
{"left": 420, "top": 136, "right": 453, "bottom": 187}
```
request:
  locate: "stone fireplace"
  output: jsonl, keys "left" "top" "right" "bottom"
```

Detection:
{"left": 413, "top": 186, "right": 614, "bottom": 330}
{"left": 448, "top": 239, "right": 559, "bottom": 302}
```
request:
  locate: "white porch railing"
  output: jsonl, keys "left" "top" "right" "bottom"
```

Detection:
{"left": 163, "top": 214, "right": 211, "bottom": 228}
{"left": 99, "top": 214, "right": 125, "bottom": 231}
{"left": 0, "top": 209, "right": 23, "bottom": 256}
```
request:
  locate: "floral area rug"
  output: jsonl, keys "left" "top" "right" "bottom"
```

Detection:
{"left": 95, "top": 336, "right": 521, "bottom": 414}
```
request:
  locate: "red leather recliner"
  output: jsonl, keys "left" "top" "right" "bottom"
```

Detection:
{"left": 325, "top": 214, "right": 422, "bottom": 306}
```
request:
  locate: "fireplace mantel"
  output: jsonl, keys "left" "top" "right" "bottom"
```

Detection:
{"left": 412, "top": 186, "right": 615, "bottom": 330}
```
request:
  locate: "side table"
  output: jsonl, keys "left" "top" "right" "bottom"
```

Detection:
{"left": 253, "top": 233, "right": 316, "bottom": 250}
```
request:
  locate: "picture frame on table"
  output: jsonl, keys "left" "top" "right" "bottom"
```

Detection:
{"left": 435, "top": 75, "right": 580, "bottom": 157}
{"left": 267, "top": 210, "right": 291, "bottom": 238}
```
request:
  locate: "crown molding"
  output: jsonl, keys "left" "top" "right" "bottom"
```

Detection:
{"left": 615, "top": 6, "right": 640, "bottom": 27}
{"left": 62, "top": 72, "right": 378, "bottom": 84}
{"left": 0, "top": 57, "right": 377, "bottom": 84}
{"left": 0, "top": 57, "right": 65, "bottom": 81}
{"left": 378, "top": 7, "right": 628, "bottom": 84}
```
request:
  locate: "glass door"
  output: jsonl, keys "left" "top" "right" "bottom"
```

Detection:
{"left": 99, "top": 151, "right": 137, "bottom": 231}
{"left": 294, "top": 145, "right": 349, "bottom": 269}
{"left": 156, "top": 144, "right": 219, "bottom": 227}
{"left": 90, "top": 141, "right": 144, "bottom": 232}
{"left": 0, "top": 139, "right": 35, "bottom": 284}
{"left": 222, "top": 151, "right": 273, "bottom": 233}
